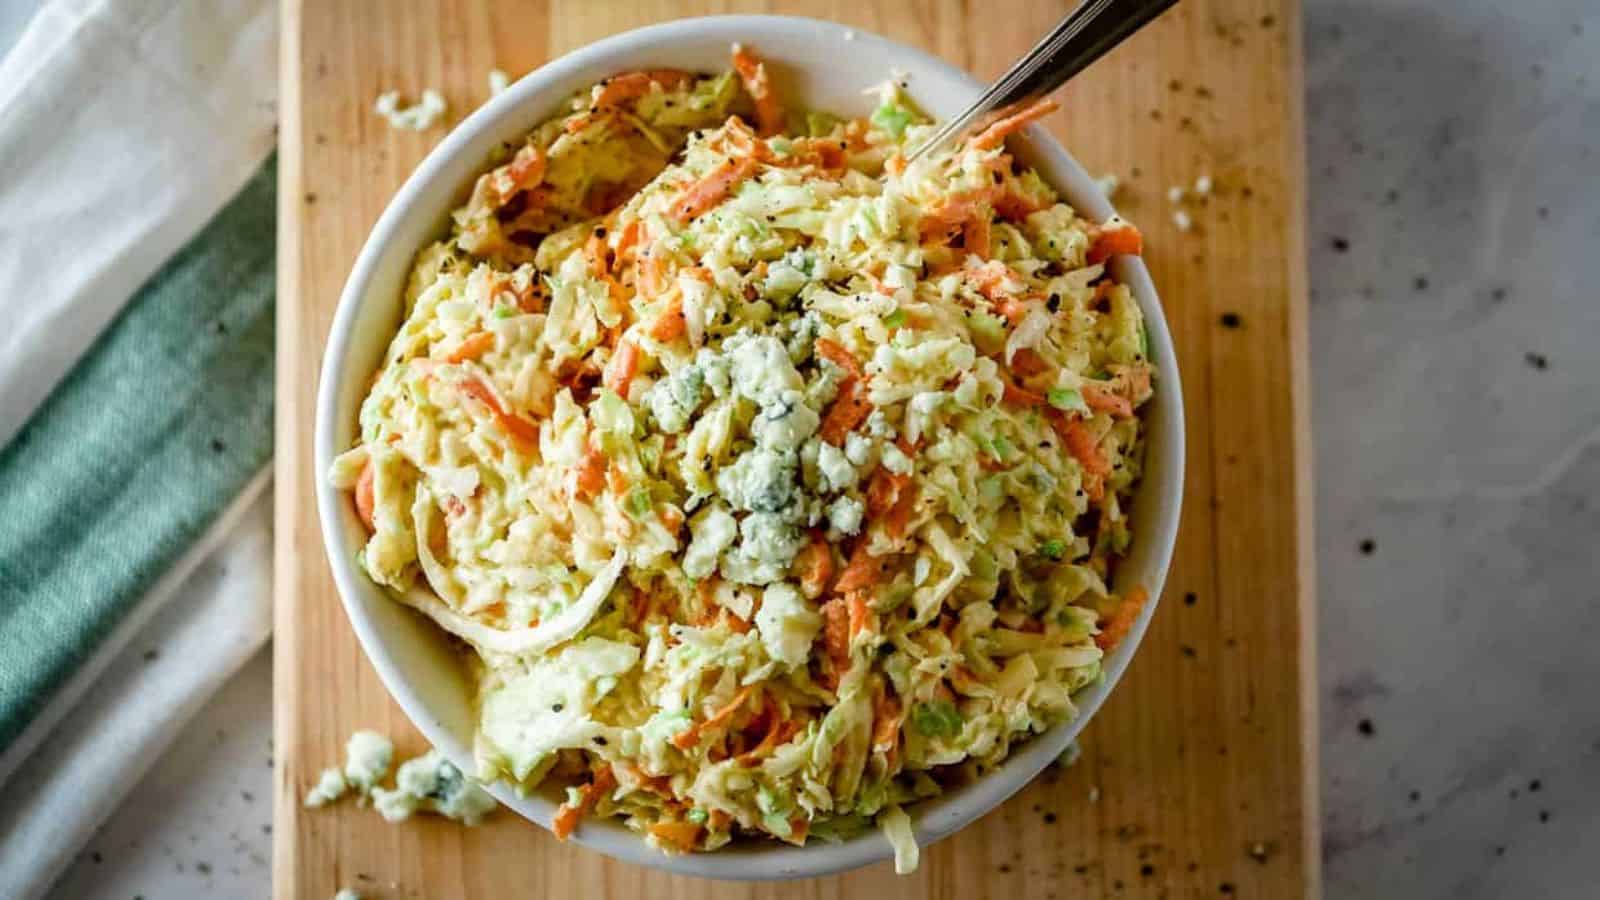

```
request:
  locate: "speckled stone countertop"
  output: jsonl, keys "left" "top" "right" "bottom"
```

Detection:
{"left": 32, "top": 1, "right": 1600, "bottom": 898}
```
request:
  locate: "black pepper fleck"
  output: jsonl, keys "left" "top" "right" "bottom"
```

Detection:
{"left": 1043, "top": 812, "right": 1058, "bottom": 824}
{"left": 1219, "top": 312, "right": 1242, "bottom": 328}
{"left": 1184, "top": 592, "right": 1197, "bottom": 606}
{"left": 1357, "top": 718, "right": 1376, "bottom": 737}
{"left": 210, "top": 438, "right": 226, "bottom": 454}
{"left": 1358, "top": 538, "right": 1376, "bottom": 555}
{"left": 1330, "top": 236, "right": 1349, "bottom": 252}
{"left": 1220, "top": 883, "right": 1236, "bottom": 895}
{"left": 1140, "top": 864, "right": 1155, "bottom": 877}
{"left": 1525, "top": 352, "right": 1549, "bottom": 371}
{"left": 1413, "top": 275, "right": 1429, "bottom": 291}
{"left": 592, "top": 736, "right": 608, "bottom": 745}
{"left": 1530, "top": 779, "right": 1542, "bottom": 792}
{"left": 1539, "top": 810, "right": 1550, "bottom": 823}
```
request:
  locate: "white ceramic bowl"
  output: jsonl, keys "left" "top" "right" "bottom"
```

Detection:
{"left": 315, "top": 14, "right": 1184, "bottom": 881}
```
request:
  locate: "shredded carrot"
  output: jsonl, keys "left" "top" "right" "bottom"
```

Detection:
{"left": 458, "top": 378, "right": 539, "bottom": 452}
{"left": 1082, "top": 382, "right": 1134, "bottom": 418}
{"left": 593, "top": 69, "right": 693, "bottom": 108}
{"left": 552, "top": 766, "right": 615, "bottom": 841}
{"left": 994, "top": 296, "right": 1031, "bottom": 326}
{"left": 967, "top": 260, "right": 1025, "bottom": 301}
{"left": 648, "top": 293, "right": 686, "bottom": 341}
{"left": 813, "top": 337, "right": 863, "bottom": 378}
{"left": 963, "top": 214, "right": 992, "bottom": 259}
{"left": 847, "top": 590, "right": 872, "bottom": 639}
{"left": 883, "top": 479, "right": 918, "bottom": 541}
{"left": 672, "top": 686, "right": 756, "bottom": 750}
{"left": 503, "top": 143, "right": 545, "bottom": 189}
{"left": 668, "top": 155, "right": 759, "bottom": 223}
{"left": 1086, "top": 221, "right": 1144, "bottom": 265}
{"left": 1055, "top": 414, "right": 1111, "bottom": 477}
{"left": 481, "top": 143, "right": 546, "bottom": 206}
{"left": 999, "top": 370, "right": 1046, "bottom": 408}
{"left": 818, "top": 377, "right": 872, "bottom": 446}
{"left": 658, "top": 503, "right": 684, "bottom": 535}
{"left": 886, "top": 153, "right": 907, "bottom": 176}
{"left": 708, "top": 809, "right": 732, "bottom": 831}
{"left": 782, "top": 815, "right": 810, "bottom": 846}
{"left": 970, "top": 97, "right": 1060, "bottom": 150}
{"left": 569, "top": 445, "right": 604, "bottom": 499}
{"left": 603, "top": 339, "right": 641, "bottom": 396}
{"left": 1095, "top": 585, "right": 1149, "bottom": 651}
{"left": 1009, "top": 347, "right": 1051, "bottom": 377}
{"left": 614, "top": 219, "right": 644, "bottom": 267}
{"left": 445, "top": 331, "right": 495, "bottom": 363}
{"left": 833, "top": 541, "right": 886, "bottom": 594}
{"left": 990, "top": 186, "right": 1049, "bottom": 219}
{"left": 864, "top": 466, "right": 909, "bottom": 519}
{"left": 737, "top": 717, "right": 801, "bottom": 766}
{"left": 871, "top": 691, "right": 902, "bottom": 752}
{"left": 818, "top": 595, "right": 852, "bottom": 675}
{"left": 354, "top": 461, "right": 376, "bottom": 530}
{"left": 731, "top": 44, "right": 784, "bottom": 136}
{"left": 797, "top": 529, "right": 835, "bottom": 597}
{"left": 648, "top": 819, "right": 704, "bottom": 853}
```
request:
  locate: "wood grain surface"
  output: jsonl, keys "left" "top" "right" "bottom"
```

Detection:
{"left": 274, "top": 1, "right": 1317, "bottom": 897}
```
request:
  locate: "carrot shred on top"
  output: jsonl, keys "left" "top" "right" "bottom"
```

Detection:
{"left": 354, "top": 460, "right": 376, "bottom": 530}
{"left": 458, "top": 377, "right": 539, "bottom": 452}
{"left": 668, "top": 155, "right": 760, "bottom": 223}
{"left": 445, "top": 331, "right": 495, "bottom": 363}
{"left": 1095, "top": 585, "right": 1149, "bottom": 651}
{"left": 731, "top": 44, "right": 784, "bottom": 136}
{"left": 1086, "top": 221, "right": 1144, "bottom": 265}
{"left": 552, "top": 765, "right": 615, "bottom": 841}
{"left": 672, "top": 686, "right": 756, "bottom": 750}
{"left": 970, "top": 97, "right": 1060, "bottom": 150}
{"left": 648, "top": 819, "right": 704, "bottom": 853}
{"left": 603, "top": 339, "right": 641, "bottom": 397}
{"left": 593, "top": 69, "right": 693, "bottom": 108}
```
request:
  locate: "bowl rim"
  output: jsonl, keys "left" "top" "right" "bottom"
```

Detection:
{"left": 314, "top": 13, "right": 1184, "bottom": 881}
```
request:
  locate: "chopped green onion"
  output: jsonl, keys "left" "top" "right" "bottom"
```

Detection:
{"left": 686, "top": 807, "right": 710, "bottom": 825}
{"left": 625, "top": 487, "right": 654, "bottom": 519}
{"left": 805, "top": 111, "right": 841, "bottom": 137}
{"left": 763, "top": 813, "right": 794, "bottom": 838}
{"left": 883, "top": 309, "right": 907, "bottom": 328}
{"left": 871, "top": 102, "right": 913, "bottom": 139}
{"left": 992, "top": 435, "right": 1014, "bottom": 459}
{"left": 1047, "top": 389, "right": 1090, "bottom": 414}
{"left": 493, "top": 303, "right": 517, "bottom": 319}
{"left": 1039, "top": 539, "right": 1067, "bottom": 561}
{"left": 911, "top": 700, "right": 963, "bottom": 738}
{"left": 1138, "top": 322, "right": 1150, "bottom": 357}
{"left": 768, "top": 137, "right": 792, "bottom": 156}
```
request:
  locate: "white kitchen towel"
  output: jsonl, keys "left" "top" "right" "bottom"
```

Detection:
{"left": 0, "top": 0, "right": 276, "bottom": 894}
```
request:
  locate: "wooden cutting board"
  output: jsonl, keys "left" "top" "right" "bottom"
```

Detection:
{"left": 274, "top": 1, "right": 1317, "bottom": 897}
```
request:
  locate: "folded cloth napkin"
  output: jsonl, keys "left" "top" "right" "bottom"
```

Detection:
{"left": 0, "top": 0, "right": 276, "bottom": 894}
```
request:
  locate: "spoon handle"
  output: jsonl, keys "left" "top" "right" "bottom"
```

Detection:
{"left": 907, "top": 0, "right": 1181, "bottom": 161}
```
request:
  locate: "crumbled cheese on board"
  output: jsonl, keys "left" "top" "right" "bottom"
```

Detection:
{"left": 374, "top": 89, "right": 448, "bottom": 130}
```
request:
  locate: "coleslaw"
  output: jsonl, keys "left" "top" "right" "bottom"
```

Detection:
{"left": 331, "top": 45, "right": 1153, "bottom": 870}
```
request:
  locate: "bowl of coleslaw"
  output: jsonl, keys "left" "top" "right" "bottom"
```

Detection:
{"left": 315, "top": 14, "right": 1183, "bottom": 880}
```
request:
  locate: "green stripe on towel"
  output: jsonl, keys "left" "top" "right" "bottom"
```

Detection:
{"left": 0, "top": 157, "right": 276, "bottom": 751}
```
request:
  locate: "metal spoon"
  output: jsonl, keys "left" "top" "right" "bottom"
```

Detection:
{"left": 907, "top": 0, "right": 1181, "bottom": 162}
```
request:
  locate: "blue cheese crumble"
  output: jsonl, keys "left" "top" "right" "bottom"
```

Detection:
{"left": 373, "top": 750, "right": 498, "bottom": 825}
